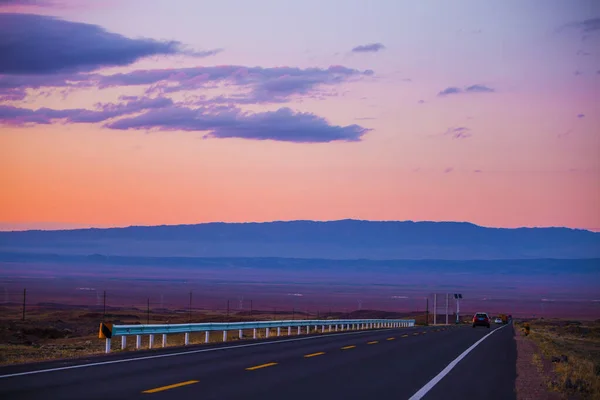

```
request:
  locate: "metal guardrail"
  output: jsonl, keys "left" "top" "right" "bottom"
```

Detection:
{"left": 102, "top": 318, "right": 416, "bottom": 353}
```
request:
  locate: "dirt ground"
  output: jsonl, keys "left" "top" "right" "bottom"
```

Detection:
{"left": 515, "top": 319, "right": 600, "bottom": 400}
{"left": 0, "top": 304, "right": 423, "bottom": 366}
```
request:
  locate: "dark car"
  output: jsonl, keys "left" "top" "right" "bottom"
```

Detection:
{"left": 472, "top": 312, "right": 491, "bottom": 328}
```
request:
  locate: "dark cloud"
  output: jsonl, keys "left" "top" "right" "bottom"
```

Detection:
{"left": 106, "top": 106, "right": 370, "bottom": 143}
{"left": 0, "top": 96, "right": 173, "bottom": 124}
{"left": 0, "top": 65, "right": 371, "bottom": 105}
{"left": 465, "top": 84, "right": 494, "bottom": 93}
{"left": 577, "top": 114, "right": 585, "bottom": 118}
{"left": 443, "top": 126, "right": 472, "bottom": 139}
{"left": 561, "top": 18, "right": 600, "bottom": 34}
{"left": 351, "top": 43, "right": 386, "bottom": 53}
{"left": 0, "top": 98, "right": 370, "bottom": 143}
{"left": 438, "top": 87, "right": 462, "bottom": 96}
{"left": 0, "top": 13, "right": 220, "bottom": 74}
{"left": 438, "top": 84, "right": 495, "bottom": 96}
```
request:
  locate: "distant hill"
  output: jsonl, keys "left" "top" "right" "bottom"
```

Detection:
{"left": 0, "top": 219, "right": 598, "bottom": 259}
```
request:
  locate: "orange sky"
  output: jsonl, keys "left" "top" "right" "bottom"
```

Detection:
{"left": 1, "top": 1, "right": 599, "bottom": 231}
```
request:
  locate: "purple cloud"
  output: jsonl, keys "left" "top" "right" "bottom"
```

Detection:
{"left": 577, "top": 114, "right": 585, "bottom": 118}
{"left": 351, "top": 43, "right": 386, "bottom": 53}
{"left": 465, "top": 84, "right": 495, "bottom": 93}
{"left": 0, "top": 64, "right": 371, "bottom": 105}
{"left": 0, "top": 96, "right": 173, "bottom": 125}
{"left": 100, "top": 65, "right": 370, "bottom": 94}
{"left": 438, "top": 84, "right": 495, "bottom": 96}
{"left": 438, "top": 87, "right": 462, "bottom": 96}
{"left": 560, "top": 18, "right": 600, "bottom": 34}
{"left": 106, "top": 106, "right": 370, "bottom": 143}
{"left": 0, "top": 13, "right": 220, "bottom": 74}
{"left": 444, "top": 167, "right": 454, "bottom": 173}
{"left": 443, "top": 126, "right": 472, "bottom": 139}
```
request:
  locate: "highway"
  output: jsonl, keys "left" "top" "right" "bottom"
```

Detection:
{"left": 0, "top": 323, "right": 516, "bottom": 400}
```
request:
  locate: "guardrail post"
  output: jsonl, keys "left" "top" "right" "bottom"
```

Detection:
{"left": 266, "top": 328, "right": 271, "bottom": 338}
{"left": 328, "top": 325, "right": 332, "bottom": 332}
{"left": 149, "top": 335, "right": 154, "bottom": 349}
{"left": 162, "top": 334, "right": 167, "bottom": 347}
{"left": 105, "top": 338, "right": 111, "bottom": 353}
{"left": 288, "top": 326, "right": 291, "bottom": 335}
{"left": 121, "top": 336, "right": 127, "bottom": 350}
{"left": 222, "top": 331, "right": 227, "bottom": 342}
{"left": 205, "top": 331, "right": 210, "bottom": 344}
{"left": 239, "top": 329, "right": 243, "bottom": 339}
{"left": 185, "top": 332, "right": 190, "bottom": 345}
{"left": 297, "top": 326, "right": 301, "bottom": 335}
{"left": 321, "top": 325, "right": 325, "bottom": 333}
{"left": 136, "top": 335, "right": 141, "bottom": 349}
{"left": 253, "top": 328, "right": 257, "bottom": 339}
{"left": 277, "top": 327, "right": 281, "bottom": 337}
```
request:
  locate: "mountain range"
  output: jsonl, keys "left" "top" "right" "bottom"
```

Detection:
{"left": 0, "top": 219, "right": 598, "bottom": 259}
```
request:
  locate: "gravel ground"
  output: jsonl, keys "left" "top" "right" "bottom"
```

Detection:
{"left": 515, "top": 331, "right": 562, "bottom": 400}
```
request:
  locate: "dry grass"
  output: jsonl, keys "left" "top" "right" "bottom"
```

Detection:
{"left": 516, "top": 319, "right": 600, "bottom": 400}
{"left": 0, "top": 304, "right": 415, "bottom": 366}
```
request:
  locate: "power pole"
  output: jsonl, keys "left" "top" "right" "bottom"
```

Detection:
{"left": 445, "top": 293, "right": 449, "bottom": 325}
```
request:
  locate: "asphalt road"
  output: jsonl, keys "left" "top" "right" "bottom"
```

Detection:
{"left": 0, "top": 323, "right": 516, "bottom": 400}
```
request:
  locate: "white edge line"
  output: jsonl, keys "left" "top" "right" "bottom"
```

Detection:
{"left": 408, "top": 324, "right": 509, "bottom": 400}
{"left": 0, "top": 326, "right": 410, "bottom": 379}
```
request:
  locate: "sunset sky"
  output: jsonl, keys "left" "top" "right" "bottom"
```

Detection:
{"left": 1, "top": 0, "right": 599, "bottom": 231}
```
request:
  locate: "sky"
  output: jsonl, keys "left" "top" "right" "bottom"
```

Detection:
{"left": 0, "top": 0, "right": 599, "bottom": 231}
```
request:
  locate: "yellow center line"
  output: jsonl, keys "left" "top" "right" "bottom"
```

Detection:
{"left": 142, "top": 380, "right": 199, "bottom": 394}
{"left": 246, "top": 362, "right": 278, "bottom": 371}
{"left": 341, "top": 345, "right": 356, "bottom": 350}
{"left": 304, "top": 352, "right": 325, "bottom": 358}
{"left": 386, "top": 337, "right": 395, "bottom": 341}
{"left": 401, "top": 334, "right": 409, "bottom": 338}
{"left": 367, "top": 341, "right": 378, "bottom": 345}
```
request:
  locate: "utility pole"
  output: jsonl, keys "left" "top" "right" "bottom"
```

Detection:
{"left": 433, "top": 294, "right": 437, "bottom": 325}
{"left": 445, "top": 293, "right": 449, "bottom": 325}
{"left": 22, "top": 288, "right": 26, "bottom": 321}
{"left": 454, "top": 294, "right": 463, "bottom": 324}
{"left": 146, "top": 298, "right": 150, "bottom": 324}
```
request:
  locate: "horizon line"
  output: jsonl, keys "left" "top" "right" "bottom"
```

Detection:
{"left": 0, "top": 218, "right": 598, "bottom": 234}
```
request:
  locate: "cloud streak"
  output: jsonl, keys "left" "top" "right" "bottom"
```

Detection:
{"left": 107, "top": 106, "right": 370, "bottom": 143}
{"left": 0, "top": 99, "right": 370, "bottom": 143}
{"left": 443, "top": 126, "right": 472, "bottom": 139}
{"left": 0, "top": 13, "right": 220, "bottom": 75}
{"left": 0, "top": 65, "right": 372, "bottom": 105}
{"left": 438, "top": 84, "right": 495, "bottom": 96}
{"left": 351, "top": 43, "right": 386, "bottom": 53}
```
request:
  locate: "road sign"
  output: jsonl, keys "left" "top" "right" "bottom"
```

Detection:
{"left": 99, "top": 322, "right": 113, "bottom": 339}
